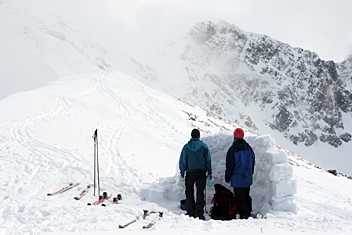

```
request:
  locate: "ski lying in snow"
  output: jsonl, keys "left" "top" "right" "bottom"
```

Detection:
{"left": 142, "top": 211, "right": 163, "bottom": 229}
{"left": 102, "top": 196, "right": 119, "bottom": 206}
{"left": 142, "top": 210, "right": 158, "bottom": 219}
{"left": 74, "top": 184, "right": 93, "bottom": 200}
{"left": 101, "top": 194, "right": 122, "bottom": 206}
{"left": 47, "top": 182, "right": 79, "bottom": 196}
{"left": 142, "top": 220, "right": 156, "bottom": 229}
{"left": 87, "top": 192, "right": 111, "bottom": 206}
{"left": 119, "top": 216, "right": 139, "bottom": 229}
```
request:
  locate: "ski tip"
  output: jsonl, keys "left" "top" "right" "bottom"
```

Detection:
{"left": 74, "top": 197, "right": 79, "bottom": 200}
{"left": 47, "top": 193, "right": 52, "bottom": 196}
{"left": 118, "top": 225, "right": 124, "bottom": 228}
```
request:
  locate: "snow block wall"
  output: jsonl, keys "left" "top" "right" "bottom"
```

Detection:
{"left": 143, "top": 132, "right": 297, "bottom": 215}
{"left": 246, "top": 135, "right": 297, "bottom": 214}
{"left": 204, "top": 133, "right": 297, "bottom": 215}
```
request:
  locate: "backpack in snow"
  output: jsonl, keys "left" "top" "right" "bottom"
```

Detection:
{"left": 209, "top": 184, "right": 237, "bottom": 220}
{"left": 180, "top": 199, "right": 187, "bottom": 211}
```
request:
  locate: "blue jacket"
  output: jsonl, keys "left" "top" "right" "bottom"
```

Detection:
{"left": 179, "top": 138, "right": 212, "bottom": 176}
{"left": 225, "top": 138, "right": 255, "bottom": 188}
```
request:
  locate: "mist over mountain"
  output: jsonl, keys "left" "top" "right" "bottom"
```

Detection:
{"left": 0, "top": 0, "right": 125, "bottom": 99}
{"left": 1, "top": 2, "right": 351, "bottom": 175}
{"left": 140, "top": 21, "right": 352, "bottom": 175}
{"left": 155, "top": 21, "right": 352, "bottom": 147}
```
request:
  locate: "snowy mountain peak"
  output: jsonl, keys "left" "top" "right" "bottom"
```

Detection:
{"left": 153, "top": 21, "right": 352, "bottom": 175}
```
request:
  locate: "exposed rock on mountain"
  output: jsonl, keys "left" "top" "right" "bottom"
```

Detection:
{"left": 164, "top": 21, "right": 352, "bottom": 148}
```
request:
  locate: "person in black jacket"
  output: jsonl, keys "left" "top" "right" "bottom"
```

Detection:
{"left": 225, "top": 128, "right": 255, "bottom": 219}
{"left": 179, "top": 129, "right": 212, "bottom": 220}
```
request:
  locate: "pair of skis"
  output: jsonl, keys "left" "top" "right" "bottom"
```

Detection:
{"left": 47, "top": 183, "right": 93, "bottom": 200}
{"left": 119, "top": 210, "right": 163, "bottom": 229}
{"left": 102, "top": 194, "right": 122, "bottom": 206}
{"left": 88, "top": 193, "right": 122, "bottom": 206}
{"left": 118, "top": 210, "right": 152, "bottom": 229}
{"left": 47, "top": 183, "right": 122, "bottom": 206}
{"left": 101, "top": 196, "right": 120, "bottom": 206}
{"left": 47, "top": 182, "right": 80, "bottom": 196}
{"left": 143, "top": 211, "right": 163, "bottom": 229}
{"left": 87, "top": 191, "right": 110, "bottom": 206}
{"left": 74, "top": 184, "right": 93, "bottom": 200}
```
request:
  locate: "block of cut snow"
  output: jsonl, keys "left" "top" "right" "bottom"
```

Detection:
{"left": 140, "top": 186, "right": 165, "bottom": 203}
{"left": 271, "top": 179, "right": 297, "bottom": 198}
{"left": 259, "top": 201, "right": 272, "bottom": 215}
{"left": 252, "top": 134, "right": 275, "bottom": 148}
{"left": 271, "top": 196, "right": 297, "bottom": 213}
{"left": 264, "top": 148, "right": 288, "bottom": 165}
{"left": 269, "top": 163, "right": 293, "bottom": 181}
{"left": 245, "top": 135, "right": 257, "bottom": 145}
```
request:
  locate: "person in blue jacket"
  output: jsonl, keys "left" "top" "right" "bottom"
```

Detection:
{"left": 225, "top": 128, "right": 255, "bottom": 219}
{"left": 179, "top": 129, "right": 212, "bottom": 220}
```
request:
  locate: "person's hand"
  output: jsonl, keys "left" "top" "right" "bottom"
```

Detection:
{"left": 180, "top": 175, "right": 184, "bottom": 179}
{"left": 208, "top": 174, "right": 212, "bottom": 180}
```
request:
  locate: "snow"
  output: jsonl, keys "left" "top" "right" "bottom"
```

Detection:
{"left": 1, "top": 71, "right": 351, "bottom": 234}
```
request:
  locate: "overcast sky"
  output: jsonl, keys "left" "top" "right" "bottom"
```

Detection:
{"left": 18, "top": 0, "right": 352, "bottom": 62}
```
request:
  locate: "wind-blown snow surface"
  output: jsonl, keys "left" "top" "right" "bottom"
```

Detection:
{"left": 0, "top": 71, "right": 351, "bottom": 234}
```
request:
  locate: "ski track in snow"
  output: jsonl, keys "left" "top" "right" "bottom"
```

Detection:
{"left": 0, "top": 71, "right": 178, "bottom": 233}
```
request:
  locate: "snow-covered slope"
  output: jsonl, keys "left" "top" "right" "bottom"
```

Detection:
{"left": 0, "top": 71, "right": 351, "bottom": 234}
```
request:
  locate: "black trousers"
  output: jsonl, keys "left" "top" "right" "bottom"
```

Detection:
{"left": 185, "top": 171, "right": 206, "bottom": 218}
{"left": 233, "top": 187, "right": 252, "bottom": 218}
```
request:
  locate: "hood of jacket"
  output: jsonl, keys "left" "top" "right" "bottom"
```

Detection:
{"left": 186, "top": 138, "right": 205, "bottom": 151}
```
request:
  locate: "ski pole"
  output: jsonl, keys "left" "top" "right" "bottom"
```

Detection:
{"left": 92, "top": 129, "right": 100, "bottom": 196}
{"left": 205, "top": 174, "right": 211, "bottom": 213}
{"left": 205, "top": 186, "right": 207, "bottom": 213}
{"left": 96, "top": 129, "right": 100, "bottom": 196}
{"left": 93, "top": 129, "right": 97, "bottom": 196}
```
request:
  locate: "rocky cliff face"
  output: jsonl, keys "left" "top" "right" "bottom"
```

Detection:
{"left": 172, "top": 21, "right": 352, "bottom": 147}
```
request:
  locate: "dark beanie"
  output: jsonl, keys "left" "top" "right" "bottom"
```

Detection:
{"left": 191, "top": 129, "right": 200, "bottom": 138}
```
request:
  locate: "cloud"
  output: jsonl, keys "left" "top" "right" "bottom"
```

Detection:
{"left": 11, "top": 0, "right": 352, "bottom": 61}
{"left": 1, "top": 0, "right": 351, "bottom": 100}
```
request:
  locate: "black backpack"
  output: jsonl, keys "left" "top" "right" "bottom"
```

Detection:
{"left": 209, "top": 184, "right": 237, "bottom": 220}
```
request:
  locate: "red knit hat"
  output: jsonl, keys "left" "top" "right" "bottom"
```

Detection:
{"left": 233, "top": 128, "right": 244, "bottom": 138}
